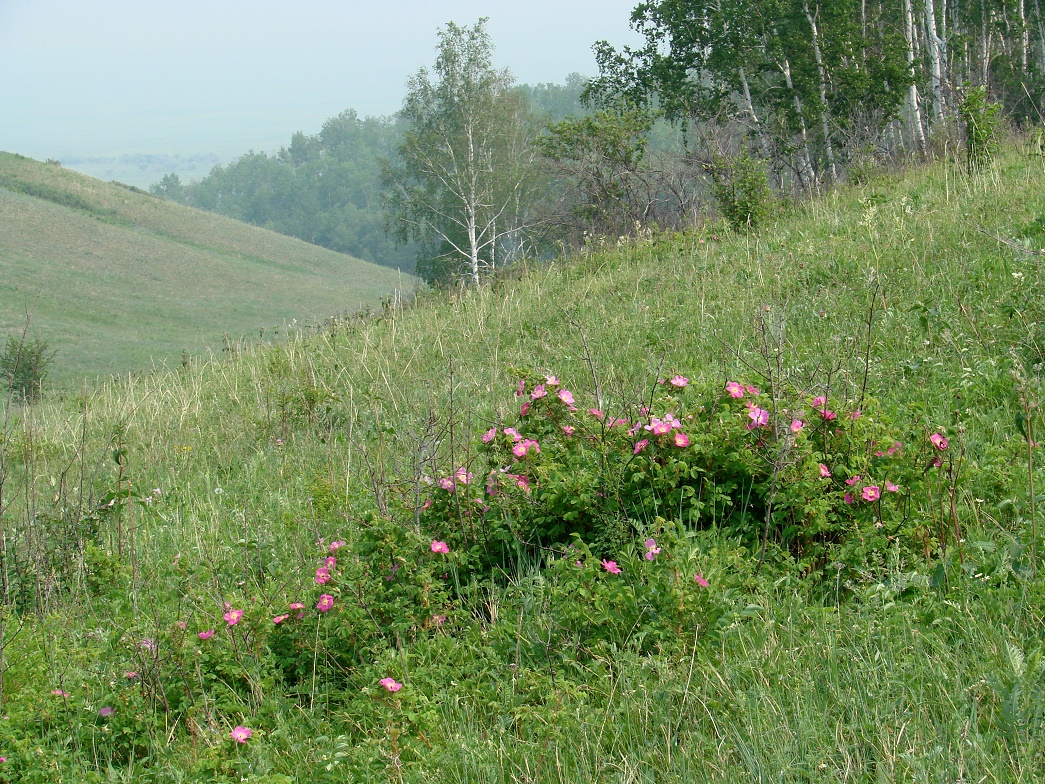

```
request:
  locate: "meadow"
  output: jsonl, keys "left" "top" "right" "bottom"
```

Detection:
{"left": 0, "top": 152, "right": 411, "bottom": 386}
{"left": 1, "top": 142, "right": 1044, "bottom": 782}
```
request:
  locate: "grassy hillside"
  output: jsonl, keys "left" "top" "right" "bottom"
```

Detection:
{"left": 0, "top": 152, "right": 411, "bottom": 386}
{"left": 2, "top": 144, "right": 1045, "bottom": 782}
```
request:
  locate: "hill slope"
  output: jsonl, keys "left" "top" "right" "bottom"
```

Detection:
{"left": 3, "top": 146, "right": 1045, "bottom": 781}
{"left": 0, "top": 152, "right": 412, "bottom": 385}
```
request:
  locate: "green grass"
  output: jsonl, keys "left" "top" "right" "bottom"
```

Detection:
{"left": 0, "top": 152, "right": 412, "bottom": 387}
{"left": 2, "top": 143, "right": 1045, "bottom": 782}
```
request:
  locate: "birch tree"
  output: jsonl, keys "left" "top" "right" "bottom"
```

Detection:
{"left": 924, "top": 0, "right": 948, "bottom": 120}
{"left": 383, "top": 19, "right": 540, "bottom": 285}
{"left": 587, "top": 0, "right": 910, "bottom": 190}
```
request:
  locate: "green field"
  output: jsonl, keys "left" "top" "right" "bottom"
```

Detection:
{"left": 0, "top": 152, "right": 412, "bottom": 386}
{"left": 2, "top": 144, "right": 1045, "bottom": 782}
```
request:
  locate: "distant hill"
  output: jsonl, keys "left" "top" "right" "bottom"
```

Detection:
{"left": 0, "top": 152, "right": 413, "bottom": 386}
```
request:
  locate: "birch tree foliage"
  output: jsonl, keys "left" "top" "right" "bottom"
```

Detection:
{"left": 586, "top": 0, "right": 912, "bottom": 187}
{"left": 535, "top": 105, "right": 657, "bottom": 239}
{"left": 383, "top": 19, "right": 541, "bottom": 286}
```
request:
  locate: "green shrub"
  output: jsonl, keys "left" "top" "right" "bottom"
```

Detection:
{"left": 414, "top": 373, "right": 962, "bottom": 577}
{"left": 707, "top": 152, "right": 773, "bottom": 232}
{"left": 1, "top": 332, "right": 55, "bottom": 401}
{"left": 960, "top": 85, "right": 1002, "bottom": 170}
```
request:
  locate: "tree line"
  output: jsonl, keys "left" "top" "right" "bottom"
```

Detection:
{"left": 153, "top": 3, "right": 1045, "bottom": 285}
{"left": 151, "top": 111, "right": 417, "bottom": 271}
{"left": 586, "top": 0, "right": 1044, "bottom": 191}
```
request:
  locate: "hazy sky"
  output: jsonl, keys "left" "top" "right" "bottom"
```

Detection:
{"left": 0, "top": 0, "right": 643, "bottom": 164}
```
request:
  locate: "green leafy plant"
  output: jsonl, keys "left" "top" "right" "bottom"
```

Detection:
{"left": 960, "top": 85, "right": 1002, "bottom": 170}
{"left": 1, "top": 332, "right": 55, "bottom": 401}
{"left": 414, "top": 373, "right": 959, "bottom": 578}
{"left": 707, "top": 153, "right": 773, "bottom": 232}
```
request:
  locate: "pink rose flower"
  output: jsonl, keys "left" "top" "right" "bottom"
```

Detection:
{"left": 647, "top": 418, "right": 672, "bottom": 435}
{"left": 224, "top": 609, "right": 243, "bottom": 626}
{"left": 725, "top": 381, "right": 744, "bottom": 398}
{"left": 230, "top": 726, "right": 252, "bottom": 743}
{"left": 930, "top": 432, "right": 948, "bottom": 450}
{"left": 431, "top": 540, "right": 450, "bottom": 554}
{"left": 602, "top": 559, "right": 622, "bottom": 575}
{"left": 198, "top": 630, "right": 215, "bottom": 640}
{"left": 862, "top": 485, "right": 880, "bottom": 502}
{"left": 380, "top": 677, "right": 403, "bottom": 692}
{"left": 316, "top": 594, "right": 335, "bottom": 612}
{"left": 748, "top": 407, "right": 769, "bottom": 428}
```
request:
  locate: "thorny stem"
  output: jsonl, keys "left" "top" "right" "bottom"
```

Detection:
{"left": 858, "top": 281, "right": 881, "bottom": 410}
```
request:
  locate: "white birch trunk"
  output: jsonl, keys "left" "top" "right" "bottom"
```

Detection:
{"left": 925, "top": 0, "right": 946, "bottom": 120}
{"left": 981, "top": 0, "right": 991, "bottom": 85}
{"left": 779, "top": 50, "right": 817, "bottom": 190}
{"left": 1020, "top": 0, "right": 1030, "bottom": 71}
{"left": 904, "top": 0, "right": 927, "bottom": 151}
{"left": 1036, "top": 0, "right": 1045, "bottom": 72}
{"left": 739, "top": 66, "right": 759, "bottom": 124}
{"left": 465, "top": 121, "right": 481, "bottom": 287}
{"left": 805, "top": 2, "right": 838, "bottom": 182}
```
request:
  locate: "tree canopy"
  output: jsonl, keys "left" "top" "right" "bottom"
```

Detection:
{"left": 382, "top": 19, "right": 544, "bottom": 285}
{"left": 155, "top": 112, "right": 417, "bottom": 271}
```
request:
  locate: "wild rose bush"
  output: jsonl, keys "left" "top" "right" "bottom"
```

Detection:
{"left": 3, "top": 375, "right": 962, "bottom": 776}
{"left": 244, "top": 517, "right": 457, "bottom": 687}
{"left": 533, "top": 531, "right": 734, "bottom": 656}
{"left": 416, "top": 373, "right": 961, "bottom": 574}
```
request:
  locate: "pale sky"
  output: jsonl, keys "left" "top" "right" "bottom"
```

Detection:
{"left": 0, "top": 0, "right": 643, "bottom": 170}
